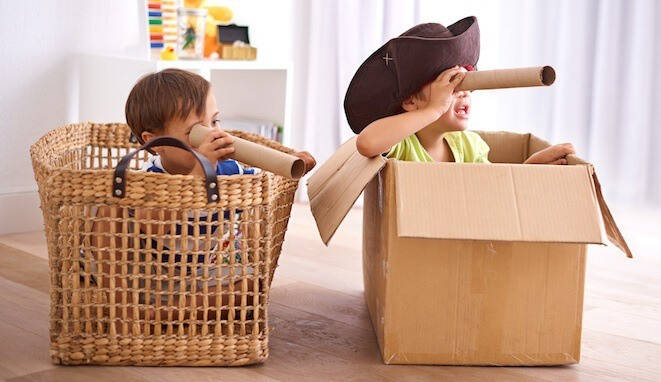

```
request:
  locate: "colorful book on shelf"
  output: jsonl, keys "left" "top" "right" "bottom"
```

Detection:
{"left": 147, "top": 0, "right": 179, "bottom": 50}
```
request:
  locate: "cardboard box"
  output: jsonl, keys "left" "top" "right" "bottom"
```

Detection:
{"left": 308, "top": 131, "right": 631, "bottom": 366}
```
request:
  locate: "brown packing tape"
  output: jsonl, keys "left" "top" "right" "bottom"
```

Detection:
{"left": 456, "top": 66, "right": 556, "bottom": 92}
{"left": 190, "top": 124, "right": 305, "bottom": 179}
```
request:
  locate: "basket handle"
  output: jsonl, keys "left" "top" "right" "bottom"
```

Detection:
{"left": 112, "top": 136, "right": 220, "bottom": 203}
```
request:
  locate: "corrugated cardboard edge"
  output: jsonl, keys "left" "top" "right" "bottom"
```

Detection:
{"left": 527, "top": 134, "right": 632, "bottom": 258}
{"left": 362, "top": 166, "right": 394, "bottom": 363}
{"left": 589, "top": 169, "right": 633, "bottom": 258}
{"left": 307, "top": 137, "right": 387, "bottom": 245}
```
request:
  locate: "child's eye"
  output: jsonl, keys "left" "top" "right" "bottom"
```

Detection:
{"left": 212, "top": 119, "right": 221, "bottom": 127}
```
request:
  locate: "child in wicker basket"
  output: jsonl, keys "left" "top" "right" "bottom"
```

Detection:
{"left": 91, "top": 69, "right": 315, "bottom": 324}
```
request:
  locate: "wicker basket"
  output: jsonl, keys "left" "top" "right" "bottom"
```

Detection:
{"left": 30, "top": 122, "right": 298, "bottom": 366}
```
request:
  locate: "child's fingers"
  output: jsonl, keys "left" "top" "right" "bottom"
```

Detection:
{"left": 214, "top": 147, "right": 235, "bottom": 159}
{"left": 548, "top": 158, "right": 568, "bottom": 165}
{"left": 201, "top": 129, "right": 219, "bottom": 143}
{"left": 560, "top": 143, "right": 576, "bottom": 155}
{"left": 544, "top": 145, "right": 572, "bottom": 161}
{"left": 450, "top": 72, "right": 466, "bottom": 88}
{"left": 209, "top": 129, "right": 232, "bottom": 142}
{"left": 436, "top": 65, "right": 461, "bottom": 83}
{"left": 209, "top": 136, "right": 234, "bottom": 150}
{"left": 306, "top": 158, "right": 317, "bottom": 171}
{"left": 295, "top": 151, "right": 316, "bottom": 171}
{"left": 201, "top": 129, "right": 230, "bottom": 145}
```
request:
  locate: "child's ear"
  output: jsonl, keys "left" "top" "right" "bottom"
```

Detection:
{"left": 141, "top": 131, "right": 162, "bottom": 154}
{"left": 141, "top": 131, "right": 155, "bottom": 143}
{"left": 401, "top": 96, "right": 418, "bottom": 112}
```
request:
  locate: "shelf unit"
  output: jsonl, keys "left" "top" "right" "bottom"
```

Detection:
{"left": 79, "top": 54, "right": 293, "bottom": 146}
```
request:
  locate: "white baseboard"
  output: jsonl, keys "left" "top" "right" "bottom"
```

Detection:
{"left": 0, "top": 191, "right": 43, "bottom": 234}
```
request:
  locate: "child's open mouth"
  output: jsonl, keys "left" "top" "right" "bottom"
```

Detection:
{"left": 454, "top": 104, "right": 470, "bottom": 119}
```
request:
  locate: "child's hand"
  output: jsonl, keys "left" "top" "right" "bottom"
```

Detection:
{"left": 196, "top": 129, "right": 235, "bottom": 164}
{"left": 425, "top": 66, "right": 467, "bottom": 117}
{"left": 293, "top": 151, "right": 316, "bottom": 174}
{"left": 524, "top": 143, "right": 576, "bottom": 165}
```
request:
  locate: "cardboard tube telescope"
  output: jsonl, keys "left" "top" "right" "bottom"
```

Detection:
{"left": 455, "top": 66, "right": 556, "bottom": 91}
{"left": 189, "top": 124, "right": 305, "bottom": 180}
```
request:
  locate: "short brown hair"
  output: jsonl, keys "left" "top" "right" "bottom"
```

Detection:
{"left": 125, "top": 69, "right": 210, "bottom": 144}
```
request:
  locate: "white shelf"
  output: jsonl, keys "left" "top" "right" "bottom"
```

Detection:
{"left": 155, "top": 59, "right": 291, "bottom": 71}
{"left": 79, "top": 54, "right": 293, "bottom": 147}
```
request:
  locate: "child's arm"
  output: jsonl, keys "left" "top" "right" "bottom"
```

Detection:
{"left": 356, "top": 66, "right": 466, "bottom": 158}
{"left": 356, "top": 108, "right": 442, "bottom": 158}
{"left": 524, "top": 143, "right": 575, "bottom": 165}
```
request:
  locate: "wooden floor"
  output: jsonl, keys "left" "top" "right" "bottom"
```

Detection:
{"left": 1, "top": 203, "right": 660, "bottom": 381}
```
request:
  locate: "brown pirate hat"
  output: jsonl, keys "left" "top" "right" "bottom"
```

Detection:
{"left": 344, "top": 16, "right": 480, "bottom": 134}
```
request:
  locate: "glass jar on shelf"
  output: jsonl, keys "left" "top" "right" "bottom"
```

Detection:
{"left": 177, "top": 8, "right": 207, "bottom": 59}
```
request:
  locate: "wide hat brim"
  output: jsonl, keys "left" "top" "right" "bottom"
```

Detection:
{"left": 344, "top": 16, "right": 480, "bottom": 134}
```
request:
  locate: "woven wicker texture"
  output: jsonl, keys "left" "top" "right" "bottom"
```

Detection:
{"left": 30, "top": 123, "right": 298, "bottom": 366}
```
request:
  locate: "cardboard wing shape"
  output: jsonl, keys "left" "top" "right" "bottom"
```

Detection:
{"left": 307, "top": 137, "right": 386, "bottom": 245}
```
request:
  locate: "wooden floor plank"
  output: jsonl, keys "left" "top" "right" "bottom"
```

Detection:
{"left": 269, "top": 281, "right": 373, "bottom": 330}
{"left": 0, "top": 320, "right": 54, "bottom": 381}
{"left": 6, "top": 366, "right": 167, "bottom": 382}
{"left": 0, "top": 243, "right": 49, "bottom": 295}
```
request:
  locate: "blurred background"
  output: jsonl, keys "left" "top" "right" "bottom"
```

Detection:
{"left": 0, "top": 0, "right": 659, "bottom": 235}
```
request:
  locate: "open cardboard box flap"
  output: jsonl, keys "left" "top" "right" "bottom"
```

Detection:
{"left": 307, "top": 133, "right": 632, "bottom": 257}
{"left": 308, "top": 137, "right": 386, "bottom": 244}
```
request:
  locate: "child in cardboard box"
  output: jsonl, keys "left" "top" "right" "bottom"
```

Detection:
{"left": 346, "top": 17, "right": 574, "bottom": 164}
{"left": 91, "top": 69, "right": 315, "bottom": 322}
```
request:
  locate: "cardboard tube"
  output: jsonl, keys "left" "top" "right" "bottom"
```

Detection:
{"left": 189, "top": 124, "right": 305, "bottom": 179}
{"left": 455, "top": 66, "right": 556, "bottom": 91}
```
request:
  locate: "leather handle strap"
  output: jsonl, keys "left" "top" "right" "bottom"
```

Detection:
{"left": 112, "top": 136, "right": 219, "bottom": 203}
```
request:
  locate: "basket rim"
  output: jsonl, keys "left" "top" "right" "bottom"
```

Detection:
{"left": 31, "top": 122, "right": 297, "bottom": 175}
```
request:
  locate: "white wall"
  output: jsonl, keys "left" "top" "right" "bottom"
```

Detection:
{"left": 0, "top": 1, "right": 148, "bottom": 233}
{"left": 0, "top": 1, "right": 296, "bottom": 234}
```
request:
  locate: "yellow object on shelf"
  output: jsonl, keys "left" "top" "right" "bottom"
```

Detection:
{"left": 206, "top": 6, "right": 233, "bottom": 23}
{"left": 205, "top": 18, "right": 217, "bottom": 37}
{"left": 202, "top": 5, "right": 233, "bottom": 58}
{"left": 184, "top": 0, "right": 204, "bottom": 8}
{"left": 160, "top": 46, "right": 178, "bottom": 60}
